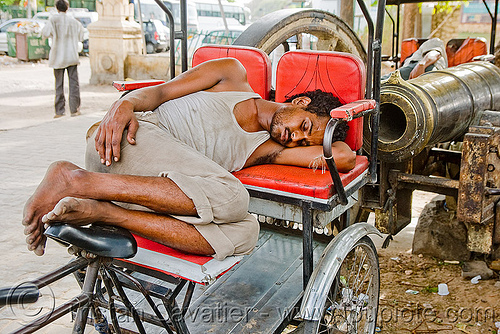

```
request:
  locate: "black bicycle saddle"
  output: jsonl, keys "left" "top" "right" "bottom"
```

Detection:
{"left": 45, "top": 224, "right": 137, "bottom": 259}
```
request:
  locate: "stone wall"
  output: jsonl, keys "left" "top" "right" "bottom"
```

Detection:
{"left": 124, "top": 54, "right": 170, "bottom": 80}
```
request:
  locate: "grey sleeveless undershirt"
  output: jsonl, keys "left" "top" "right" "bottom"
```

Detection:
{"left": 155, "top": 91, "right": 270, "bottom": 172}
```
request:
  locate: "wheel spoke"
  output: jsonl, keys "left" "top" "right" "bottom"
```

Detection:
{"left": 352, "top": 252, "right": 368, "bottom": 291}
{"left": 305, "top": 238, "right": 379, "bottom": 334}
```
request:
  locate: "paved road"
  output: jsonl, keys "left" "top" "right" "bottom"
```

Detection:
{"left": 0, "top": 55, "right": 120, "bottom": 333}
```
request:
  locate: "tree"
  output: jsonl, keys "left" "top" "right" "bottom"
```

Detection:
{"left": 428, "top": 2, "right": 461, "bottom": 41}
{"left": 340, "top": 0, "right": 354, "bottom": 28}
{"left": 0, "top": 0, "right": 18, "bottom": 6}
{"left": 402, "top": 3, "right": 421, "bottom": 39}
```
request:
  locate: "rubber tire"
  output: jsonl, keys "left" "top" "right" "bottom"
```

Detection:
{"left": 146, "top": 42, "right": 155, "bottom": 54}
{"left": 303, "top": 236, "right": 380, "bottom": 334}
{"left": 233, "top": 8, "right": 366, "bottom": 62}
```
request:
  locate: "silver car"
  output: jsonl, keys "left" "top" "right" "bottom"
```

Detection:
{"left": 0, "top": 19, "right": 45, "bottom": 54}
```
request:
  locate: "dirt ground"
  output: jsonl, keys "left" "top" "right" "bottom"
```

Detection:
{"left": 374, "top": 191, "right": 500, "bottom": 333}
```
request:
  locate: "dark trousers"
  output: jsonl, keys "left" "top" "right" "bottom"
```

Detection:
{"left": 54, "top": 65, "right": 80, "bottom": 115}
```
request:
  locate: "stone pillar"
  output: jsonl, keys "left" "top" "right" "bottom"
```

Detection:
{"left": 88, "top": 0, "right": 142, "bottom": 84}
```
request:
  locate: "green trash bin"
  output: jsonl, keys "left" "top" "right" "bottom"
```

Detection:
{"left": 15, "top": 33, "right": 50, "bottom": 61}
{"left": 27, "top": 35, "right": 49, "bottom": 60}
{"left": 7, "top": 31, "right": 16, "bottom": 57}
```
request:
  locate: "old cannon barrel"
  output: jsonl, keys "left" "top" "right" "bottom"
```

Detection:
{"left": 366, "top": 61, "right": 500, "bottom": 162}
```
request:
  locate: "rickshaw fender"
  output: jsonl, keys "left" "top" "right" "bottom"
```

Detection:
{"left": 299, "top": 222, "right": 382, "bottom": 321}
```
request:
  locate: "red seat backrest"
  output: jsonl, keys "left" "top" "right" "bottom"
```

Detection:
{"left": 275, "top": 50, "right": 366, "bottom": 151}
{"left": 400, "top": 38, "right": 421, "bottom": 65}
{"left": 192, "top": 45, "right": 272, "bottom": 100}
{"left": 446, "top": 37, "right": 487, "bottom": 67}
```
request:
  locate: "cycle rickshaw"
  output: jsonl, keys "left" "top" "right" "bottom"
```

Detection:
{"left": 0, "top": 0, "right": 387, "bottom": 332}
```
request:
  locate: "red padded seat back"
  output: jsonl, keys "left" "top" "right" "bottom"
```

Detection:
{"left": 446, "top": 38, "right": 487, "bottom": 67}
{"left": 275, "top": 50, "right": 366, "bottom": 151}
{"left": 192, "top": 45, "right": 272, "bottom": 100}
{"left": 400, "top": 38, "right": 422, "bottom": 64}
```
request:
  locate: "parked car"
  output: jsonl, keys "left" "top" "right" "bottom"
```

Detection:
{"left": 201, "top": 26, "right": 246, "bottom": 45}
{"left": 142, "top": 19, "right": 169, "bottom": 53}
{"left": 0, "top": 19, "right": 45, "bottom": 54}
{"left": 72, "top": 11, "right": 98, "bottom": 55}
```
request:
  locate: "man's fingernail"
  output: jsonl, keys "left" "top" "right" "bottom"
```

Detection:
{"left": 106, "top": 160, "right": 110, "bottom": 166}
{"left": 101, "top": 159, "right": 105, "bottom": 164}
{"left": 114, "top": 157, "right": 119, "bottom": 162}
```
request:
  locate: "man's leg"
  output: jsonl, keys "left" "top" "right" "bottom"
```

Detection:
{"left": 67, "top": 65, "right": 81, "bottom": 115}
{"left": 23, "top": 160, "right": 202, "bottom": 255}
{"left": 84, "top": 114, "right": 250, "bottom": 226}
{"left": 83, "top": 116, "right": 255, "bottom": 260}
{"left": 42, "top": 197, "right": 214, "bottom": 255}
{"left": 24, "top": 116, "right": 255, "bottom": 258}
{"left": 54, "top": 68, "right": 65, "bottom": 116}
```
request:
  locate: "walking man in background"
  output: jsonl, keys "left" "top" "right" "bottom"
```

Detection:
{"left": 42, "top": 0, "right": 84, "bottom": 118}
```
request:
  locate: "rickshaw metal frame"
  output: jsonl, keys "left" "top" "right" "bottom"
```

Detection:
{"left": 1, "top": 0, "right": 387, "bottom": 332}
{"left": 385, "top": 0, "right": 499, "bottom": 64}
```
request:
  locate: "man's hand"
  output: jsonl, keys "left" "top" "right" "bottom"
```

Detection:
{"left": 95, "top": 99, "right": 139, "bottom": 166}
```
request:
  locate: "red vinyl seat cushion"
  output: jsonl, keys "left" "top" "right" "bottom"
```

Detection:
{"left": 233, "top": 155, "right": 369, "bottom": 200}
{"left": 275, "top": 50, "right": 366, "bottom": 151}
{"left": 120, "top": 234, "right": 242, "bottom": 284}
{"left": 192, "top": 45, "right": 272, "bottom": 100}
{"left": 447, "top": 37, "right": 487, "bottom": 67}
{"left": 400, "top": 38, "right": 421, "bottom": 64}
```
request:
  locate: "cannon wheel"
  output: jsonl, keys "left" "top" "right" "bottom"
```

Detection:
{"left": 303, "top": 236, "right": 379, "bottom": 334}
{"left": 233, "top": 8, "right": 366, "bottom": 62}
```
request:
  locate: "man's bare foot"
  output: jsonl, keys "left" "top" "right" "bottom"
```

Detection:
{"left": 42, "top": 197, "right": 111, "bottom": 225}
{"left": 23, "top": 161, "right": 85, "bottom": 256}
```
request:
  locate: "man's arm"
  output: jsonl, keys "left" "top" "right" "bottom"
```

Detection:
{"left": 245, "top": 139, "right": 356, "bottom": 173}
{"left": 409, "top": 50, "right": 442, "bottom": 79}
{"left": 41, "top": 19, "right": 52, "bottom": 38}
{"left": 78, "top": 21, "right": 84, "bottom": 42}
{"left": 95, "top": 58, "right": 251, "bottom": 165}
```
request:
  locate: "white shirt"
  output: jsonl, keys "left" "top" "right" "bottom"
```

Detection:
{"left": 42, "top": 12, "right": 84, "bottom": 69}
{"left": 403, "top": 38, "right": 448, "bottom": 70}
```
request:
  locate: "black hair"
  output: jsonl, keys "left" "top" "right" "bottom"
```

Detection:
{"left": 56, "top": 0, "right": 68, "bottom": 12}
{"left": 285, "top": 89, "right": 349, "bottom": 142}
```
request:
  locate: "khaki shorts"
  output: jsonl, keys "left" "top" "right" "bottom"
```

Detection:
{"left": 85, "top": 112, "right": 259, "bottom": 260}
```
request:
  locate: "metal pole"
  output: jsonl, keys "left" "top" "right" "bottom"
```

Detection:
{"left": 27, "top": 0, "right": 32, "bottom": 18}
{"left": 396, "top": 2, "right": 400, "bottom": 68}
{"left": 493, "top": 0, "right": 498, "bottom": 54}
{"left": 357, "top": 0, "right": 373, "bottom": 99}
{"left": 72, "top": 261, "right": 100, "bottom": 334}
{"left": 136, "top": 0, "right": 147, "bottom": 55}
{"left": 302, "top": 201, "right": 313, "bottom": 288}
{"left": 180, "top": 0, "right": 188, "bottom": 72}
{"left": 153, "top": 0, "right": 176, "bottom": 78}
{"left": 217, "top": 0, "right": 229, "bottom": 34}
{"left": 369, "top": 0, "right": 386, "bottom": 183}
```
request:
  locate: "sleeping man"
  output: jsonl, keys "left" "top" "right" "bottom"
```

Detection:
{"left": 23, "top": 58, "right": 356, "bottom": 260}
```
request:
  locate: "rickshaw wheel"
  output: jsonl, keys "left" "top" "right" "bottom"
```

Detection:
{"left": 233, "top": 8, "right": 366, "bottom": 62}
{"left": 303, "top": 236, "right": 379, "bottom": 334}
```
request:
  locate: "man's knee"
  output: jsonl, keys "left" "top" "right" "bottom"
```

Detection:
{"left": 233, "top": 214, "right": 260, "bottom": 256}
{"left": 211, "top": 180, "right": 250, "bottom": 223}
{"left": 224, "top": 213, "right": 260, "bottom": 257}
{"left": 209, "top": 213, "right": 260, "bottom": 260}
